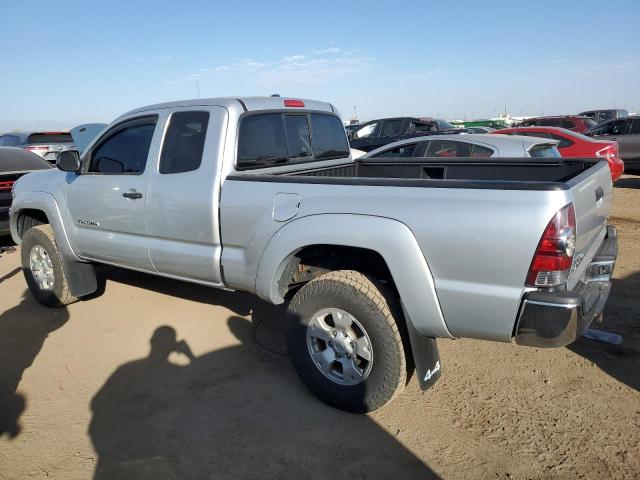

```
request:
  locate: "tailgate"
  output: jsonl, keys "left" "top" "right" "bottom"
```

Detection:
{"left": 567, "top": 161, "right": 613, "bottom": 286}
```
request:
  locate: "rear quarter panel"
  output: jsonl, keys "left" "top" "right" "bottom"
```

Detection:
{"left": 220, "top": 178, "right": 574, "bottom": 341}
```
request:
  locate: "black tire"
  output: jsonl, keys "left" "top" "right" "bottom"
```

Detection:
{"left": 286, "top": 270, "right": 407, "bottom": 413}
{"left": 21, "top": 224, "right": 78, "bottom": 307}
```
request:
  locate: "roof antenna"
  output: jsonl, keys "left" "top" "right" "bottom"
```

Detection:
{"left": 271, "top": 93, "right": 281, "bottom": 97}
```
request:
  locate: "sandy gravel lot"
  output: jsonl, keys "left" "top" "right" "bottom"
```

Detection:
{"left": 0, "top": 177, "right": 639, "bottom": 479}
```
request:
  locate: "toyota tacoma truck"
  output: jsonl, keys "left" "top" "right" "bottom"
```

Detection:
{"left": 9, "top": 96, "right": 618, "bottom": 412}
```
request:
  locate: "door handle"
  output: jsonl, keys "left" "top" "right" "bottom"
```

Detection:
{"left": 122, "top": 190, "right": 143, "bottom": 199}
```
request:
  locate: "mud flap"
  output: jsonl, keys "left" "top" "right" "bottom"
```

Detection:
{"left": 406, "top": 315, "right": 442, "bottom": 390}
{"left": 62, "top": 257, "right": 97, "bottom": 297}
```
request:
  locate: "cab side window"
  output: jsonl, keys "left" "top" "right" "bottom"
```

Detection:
{"left": 353, "top": 122, "right": 378, "bottom": 139}
{"left": 89, "top": 118, "right": 157, "bottom": 174}
{"left": 380, "top": 119, "right": 404, "bottom": 137}
{"left": 548, "top": 133, "right": 574, "bottom": 148}
{"left": 425, "top": 140, "right": 471, "bottom": 157}
{"left": 159, "top": 111, "right": 209, "bottom": 174}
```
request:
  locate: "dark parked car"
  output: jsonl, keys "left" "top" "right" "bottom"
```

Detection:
{"left": 349, "top": 116, "right": 464, "bottom": 152}
{"left": 586, "top": 116, "right": 640, "bottom": 170}
{"left": 579, "top": 109, "right": 628, "bottom": 125}
{"left": 344, "top": 123, "right": 361, "bottom": 135}
{"left": 0, "top": 147, "right": 52, "bottom": 234}
{"left": 515, "top": 115, "right": 596, "bottom": 133}
{"left": 0, "top": 131, "right": 77, "bottom": 164}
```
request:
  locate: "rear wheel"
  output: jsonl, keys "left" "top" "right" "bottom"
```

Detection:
{"left": 285, "top": 270, "right": 407, "bottom": 412}
{"left": 21, "top": 225, "right": 78, "bottom": 307}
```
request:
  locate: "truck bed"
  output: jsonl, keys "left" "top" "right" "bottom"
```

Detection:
{"left": 222, "top": 157, "right": 612, "bottom": 342}
{"left": 234, "top": 157, "right": 601, "bottom": 191}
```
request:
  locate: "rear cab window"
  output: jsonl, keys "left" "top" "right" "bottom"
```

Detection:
{"left": 408, "top": 121, "right": 436, "bottom": 133}
{"left": 27, "top": 132, "right": 73, "bottom": 144}
{"left": 237, "top": 112, "right": 349, "bottom": 169}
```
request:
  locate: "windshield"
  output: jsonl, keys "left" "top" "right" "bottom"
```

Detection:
{"left": 436, "top": 119, "right": 455, "bottom": 129}
{"left": 529, "top": 145, "right": 561, "bottom": 158}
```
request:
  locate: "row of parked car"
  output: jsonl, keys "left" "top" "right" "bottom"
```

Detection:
{"left": 345, "top": 108, "right": 639, "bottom": 180}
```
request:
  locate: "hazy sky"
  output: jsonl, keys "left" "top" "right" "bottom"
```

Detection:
{"left": 1, "top": 0, "right": 638, "bottom": 130}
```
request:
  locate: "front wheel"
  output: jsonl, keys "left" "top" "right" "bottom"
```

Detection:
{"left": 21, "top": 225, "right": 78, "bottom": 307}
{"left": 285, "top": 270, "right": 407, "bottom": 412}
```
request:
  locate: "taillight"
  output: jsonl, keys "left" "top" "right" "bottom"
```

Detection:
{"left": 526, "top": 203, "right": 576, "bottom": 287}
{"left": 24, "top": 146, "right": 49, "bottom": 151}
{"left": 0, "top": 180, "right": 14, "bottom": 192}
{"left": 595, "top": 145, "right": 615, "bottom": 160}
{"left": 284, "top": 99, "right": 305, "bottom": 108}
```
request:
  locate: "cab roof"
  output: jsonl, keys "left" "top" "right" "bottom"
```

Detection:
{"left": 120, "top": 96, "right": 336, "bottom": 119}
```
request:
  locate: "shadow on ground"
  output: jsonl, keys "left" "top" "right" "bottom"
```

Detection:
{"left": 0, "top": 292, "right": 69, "bottom": 439}
{"left": 89, "top": 266, "right": 439, "bottom": 479}
{"left": 568, "top": 271, "right": 640, "bottom": 391}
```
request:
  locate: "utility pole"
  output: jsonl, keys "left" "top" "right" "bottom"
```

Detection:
{"left": 196, "top": 80, "right": 200, "bottom": 99}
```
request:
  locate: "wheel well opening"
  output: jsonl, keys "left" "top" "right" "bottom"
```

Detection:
{"left": 279, "top": 245, "right": 397, "bottom": 300}
{"left": 279, "top": 244, "right": 416, "bottom": 380}
{"left": 17, "top": 209, "right": 49, "bottom": 238}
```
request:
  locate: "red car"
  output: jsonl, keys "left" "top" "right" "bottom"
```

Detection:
{"left": 513, "top": 115, "right": 596, "bottom": 133}
{"left": 492, "top": 126, "right": 624, "bottom": 181}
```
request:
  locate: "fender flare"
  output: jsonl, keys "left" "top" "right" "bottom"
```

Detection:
{"left": 10, "top": 192, "right": 97, "bottom": 297}
{"left": 255, "top": 214, "right": 452, "bottom": 338}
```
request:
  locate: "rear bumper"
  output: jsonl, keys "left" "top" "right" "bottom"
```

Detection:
{"left": 514, "top": 225, "right": 618, "bottom": 348}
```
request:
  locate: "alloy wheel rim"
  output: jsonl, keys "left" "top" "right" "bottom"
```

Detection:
{"left": 306, "top": 308, "right": 373, "bottom": 385}
{"left": 29, "top": 245, "right": 55, "bottom": 291}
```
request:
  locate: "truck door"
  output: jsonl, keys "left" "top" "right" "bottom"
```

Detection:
{"left": 626, "top": 118, "right": 640, "bottom": 162}
{"left": 65, "top": 115, "right": 160, "bottom": 270}
{"left": 145, "top": 107, "right": 227, "bottom": 285}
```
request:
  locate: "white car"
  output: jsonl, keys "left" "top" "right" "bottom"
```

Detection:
{"left": 361, "top": 134, "right": 561, "bottom": 159}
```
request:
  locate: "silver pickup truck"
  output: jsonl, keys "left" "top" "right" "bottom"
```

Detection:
{"left": 9, "top": 96, "right": 618, "bottom": 412}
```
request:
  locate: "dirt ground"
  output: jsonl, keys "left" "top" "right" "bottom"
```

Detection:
{"left": 0, "top": 177, "right": 639, "bottom": 480}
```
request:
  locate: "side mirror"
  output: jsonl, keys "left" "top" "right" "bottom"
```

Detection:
{"left": 57, "top": 150, "right": 81, "bottom": 172}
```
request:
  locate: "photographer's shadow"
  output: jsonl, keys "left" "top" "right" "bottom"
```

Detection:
{"left": 0, "top": 292, "right": 69, "bottom": 439}
{"left": 89, "top": 317, "right": 438, "bottom": 480}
